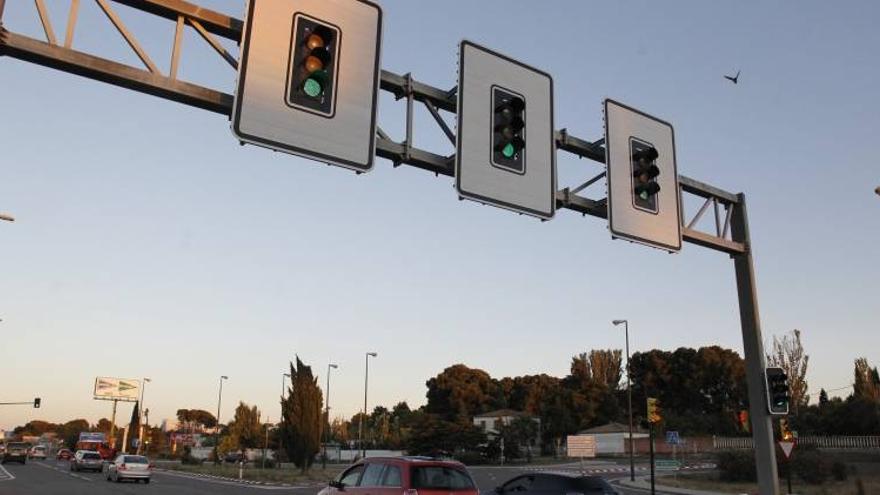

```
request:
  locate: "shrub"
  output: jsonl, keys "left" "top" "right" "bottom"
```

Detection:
{"left": 791, "top": 447, "right": 830, "bottom": 485}
{"left": 717, "top": 451, "right": 756, "bottom": 482}
{"left": 455, "top": 451, "right": 486, "bottom": 466}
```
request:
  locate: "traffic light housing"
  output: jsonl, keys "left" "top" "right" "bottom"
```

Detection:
{"left": 765, "top": 367, "right": 790, "bottom": 415}
{"left": 491, "top": 86, "right": 526, "bottom": 173}
{"left": 287, "top": 14, "right": 340, "bottom": 117}
{"left": 33, "top": 397, "right": 41, "bottom": 408}
{"left": 647, "top": 397, "right": 662, "bottom": 424}
{"left": 630, "top": 138, "right": 660, "bottom": 213}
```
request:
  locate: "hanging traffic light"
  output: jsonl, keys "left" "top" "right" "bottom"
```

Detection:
{"left": 33, "top": 397, "right": 41, "bottom": 408}
{"left": 630, "top": 138, "right": 660, "bottom": 212}
{"left": 647, "top": 397, "right": 662, "bottom": 424}
{"left": 287, "top": 14, "right": 340, "bottom": 117}
{"left": 765, "top": 367, "right": 790, "bottom": 415}
{"left": 492, "top": 87, "right": 526, "bottom": 173}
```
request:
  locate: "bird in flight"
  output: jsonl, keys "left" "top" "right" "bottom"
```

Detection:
{"left": 724, "top": 70, "right": 741, "bottom": 84}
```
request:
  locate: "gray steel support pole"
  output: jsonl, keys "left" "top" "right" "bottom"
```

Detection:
{"left": 731, "top": 193, "right": 780, "bottom": 495}
{"left": 360, "top": 354, "right": 369, "bottom": 459}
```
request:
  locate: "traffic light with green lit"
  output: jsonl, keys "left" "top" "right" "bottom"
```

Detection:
{"left": 765, "top": 367, "right": 790, "bottom": 415}
{"left": 492, "top": 87, "right": 526, "bottom": 173}
{"left": 287, "top": 15, "right": 339, "bottom": 116}
{"left": 630, "top": 138, "right": 660, "bottom": 212}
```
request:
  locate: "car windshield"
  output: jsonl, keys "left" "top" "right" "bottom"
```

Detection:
{"left": 83, "top": 453, "right": 102, "bottom": 460}
{"left": 411, "top": 466, "right": 475, "bottom": 490}
{"left": 124, "top": 456, "right": 149, "bottom": 464}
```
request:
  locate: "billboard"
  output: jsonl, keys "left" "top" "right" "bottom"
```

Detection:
{"left": 566, "top": 434, "right": 597, "bottom": 458}
{"left": 93, "top": 377, "right": 140, "bottom": 401}
{"left": 78, "top": 432, "right": 107, "bottom": 443}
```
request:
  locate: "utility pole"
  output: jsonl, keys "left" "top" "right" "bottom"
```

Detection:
{"left": 215, "top": 375, "right": 228, "bottom": 463}
{"left": 137, "top": 378, "right": 151, "bottom": 455}
{"left": 323, "top": 363, "right": 338, "bottom": 469}
{"left": 614, "top": 319, "right": 635, "bottom": 482}
{"left": 359, "top": 352, "right": 377, "bottom": 459}
{"left": 732, "top": 194, "right": 780, "bottom": 495}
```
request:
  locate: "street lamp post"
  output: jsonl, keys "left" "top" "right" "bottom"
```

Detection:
{"left": 215, "top": 375, "right": 228, "bottom": 463}
{"left": 359, "top": 352, "right": 377, "bottom": 459}
{"left": 322, "top": 363, "right": 338, "bottom": 469}
{"left": 613, "top": 319, "right": 635, "bottom": 482}
{"left": 137, "top": 378, "right": 151, "bottom": 455}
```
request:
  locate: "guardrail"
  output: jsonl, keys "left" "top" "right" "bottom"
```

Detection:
{"left": 713, "top": 435, "right": 880, "bottom": 450}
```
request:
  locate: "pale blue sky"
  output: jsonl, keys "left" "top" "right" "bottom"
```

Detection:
{"left": 1, "top": 0, "right": 878, "bottom": 431}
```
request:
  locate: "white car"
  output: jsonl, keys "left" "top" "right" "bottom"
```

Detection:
{"left": 29, "top": 445, "right": 47, "bottom": 460}
{"left": 106, "top": 454, "right": 152, "bottom": 483}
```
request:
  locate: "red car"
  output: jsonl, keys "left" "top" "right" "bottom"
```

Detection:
{"left": 320, "top": 457, "right": 478, "bottom": 495}
{"left": 56, "top": 449, "right": 74, "bottom": 460}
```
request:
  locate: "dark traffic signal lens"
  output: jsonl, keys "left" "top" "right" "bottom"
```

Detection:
{"left": 287, "top": 15, "right": 339, "bottom": 116}
{"left": 492, "top": 88, "right": 526, "bottom": 173}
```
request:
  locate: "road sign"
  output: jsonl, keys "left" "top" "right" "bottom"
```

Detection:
{"left": 456, "top": 41, "right": 556, "bottom": 219}
{"left": 778, "top": 441, "right": 795, "bottom": 459}
{"left": 665, "top": 431, "right": 681, "bottom": 445}
{"left": 566, "top": 434, "right": 597, "bottom": 458}
{"left": 647, "top": 397, "right": 662, "bottom": 423}
{"left": 78, "top": 432, "right": 107, "bottom": 443}
{"left": 93, "top": 377, "right": 140, "bottom": 401}
{"left": 232, "top": 0, "right": 383, "bottom": 172}
{"left": 655, "top": 459, "right": 681, "bottom": 472}
{"left": 605, "top": 99, "right": 681, "bottom": 251}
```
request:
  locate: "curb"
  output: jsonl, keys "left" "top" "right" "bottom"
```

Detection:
{"left": 155, "top": 468, "right": 326, "bottom": 488}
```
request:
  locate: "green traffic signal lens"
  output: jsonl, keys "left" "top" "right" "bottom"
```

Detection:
{"left": 303, "top": 78, "right": 323, "bottom": 98}
{"left": 502, "top": 142, "right": 516, "bottom": 158}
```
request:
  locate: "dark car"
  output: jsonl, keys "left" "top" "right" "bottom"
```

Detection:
{"left": 1, "top": 442, "right": 30, "bottom": 464}
{"left": 319, "top": 456, "right": 479, "bottom": 495}
{"left": 487, "top": 473, "right": 619, "bottom": 495}
{"left": 223, "top": 452, "right": 244, "bottom": 464}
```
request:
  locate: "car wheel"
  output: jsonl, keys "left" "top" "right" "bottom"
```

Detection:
{"left": 115, "top": 475, "right": 122, "bottom": 483}
{"left": 106, "top": 473, "right": 112, "bottom": 481}
{"left": 144, "top": 479, "right": 150, "bottom": 484}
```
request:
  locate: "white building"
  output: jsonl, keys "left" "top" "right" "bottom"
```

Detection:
{"left": 577, "top": 422, "right": 648, "bottom": 455}
{"left": 473, "top": 409, "right": 541, "bottom": 449}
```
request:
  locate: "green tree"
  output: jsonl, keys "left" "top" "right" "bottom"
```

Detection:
{"left": 767, "top": 329, "right": 810, "bottom": 414}
{"left": 280, "top": 357, "right": 324, "bottom": 473}
{"left": 425, "top": 364, "right": 503, "bottom": 422}
{"left": 406, "top": 414, "right": 486, "bottom": 456}
{"left": 227, "top": 402, "right": 263, "bottom": 453}
{"left": 853, "top": 358, "right": 880, "bottom": 402}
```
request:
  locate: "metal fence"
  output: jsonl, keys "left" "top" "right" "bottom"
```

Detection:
{"left": 713, "top": 435, "right": 880, "bottom": 450}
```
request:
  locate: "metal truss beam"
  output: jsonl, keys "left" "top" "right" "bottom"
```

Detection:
{"left": 0, "top": 0, "right": 745, "bottom": 255}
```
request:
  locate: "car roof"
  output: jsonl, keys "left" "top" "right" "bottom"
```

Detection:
{"left": 356, "top": 456, "right": 466, "bottom": 467}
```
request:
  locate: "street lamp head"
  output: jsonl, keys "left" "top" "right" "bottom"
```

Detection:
{"left": 612, "top": 319, "right": 627, "bottom": 326}
{"left": 220, "top": 375, "right": 228, "bottom": 380}
{"left": 329, "top": 363, "right": 339, "bottom": 369}
{"left": 875, "top": 185, "right": 880, "bottom": 196}
{"left": 144, "top": 378, "right": 152, "bottom": 383}
{"left": 367, "top": 352, "right": 378, "bottom": 357}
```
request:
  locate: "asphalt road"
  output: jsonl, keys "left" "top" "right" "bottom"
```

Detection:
{"left": 0, "top": 458, "right": 679, "bottom": 495}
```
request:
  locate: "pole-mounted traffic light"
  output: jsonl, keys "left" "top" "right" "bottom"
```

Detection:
{"left": 492, "top": 87, "right": 526, "bottom": 173}
{"left": 647, "top": 397, "right": 662, "bottom": 424}
{"left": 287, "top": 15, "right": 340, "bottom": 116}
{"left": 765, "top": 367, "right": 790, "bottom": 415}
{"left": 34, "top": 397, "right": 41, "bottom": 408}
{"left": 630, "top": 138, "right": 660, "bottom": 213}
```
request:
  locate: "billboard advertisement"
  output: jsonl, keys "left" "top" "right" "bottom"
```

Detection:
{"left": 93, "top": 377, "right": 140, "bottom": 401}
{"left": 78, "top": 432, "right": 107, "bottom": 443}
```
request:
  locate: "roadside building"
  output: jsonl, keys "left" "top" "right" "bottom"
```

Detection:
{"left": 577, "top": 422, "right": 648, "bottom": 455}
{"left": 472, "top": 409, "right": 542, "bottom": 450}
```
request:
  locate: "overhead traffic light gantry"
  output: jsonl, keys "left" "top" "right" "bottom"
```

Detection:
{"left": 765, "top": 367, "right": 790, "bottom": 415}
{"left": 287, "top": 15, "right": 340, "bottom": 116}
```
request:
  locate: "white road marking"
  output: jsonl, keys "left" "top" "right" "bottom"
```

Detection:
{"left": 33, "top": 460, "right": 93, "bottom": 482}
{"left": 0, "top": 464, "right": 15, "bottom": 481}
{"left": 155, "top": 469, "right": 316, "bottom": 490}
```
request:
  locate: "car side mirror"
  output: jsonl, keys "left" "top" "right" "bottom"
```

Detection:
{"left": 329, "top": 480, "right": 345, "bottom": 490}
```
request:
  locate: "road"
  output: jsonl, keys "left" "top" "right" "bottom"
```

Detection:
{"left": 0, "top": 458, "right": 686, "bottom": 495}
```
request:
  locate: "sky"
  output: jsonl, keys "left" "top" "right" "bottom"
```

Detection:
{"left": 1, "top": 0, "right": 878, "bottom": 431}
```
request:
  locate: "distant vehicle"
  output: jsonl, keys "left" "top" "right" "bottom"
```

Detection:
{"left": 223, "top": 451, "right": 244, "bottom": 464}
{"left": 319, "top": 456, "right": 478, "bottom": 495}
{"left": 71, "top": 450, "right": 104, "bottom": 472}
{"left": 485, "top": 473, "right": 619, "bottom": 495}
{"left": 75, "top": 432, "right": 116, "bottom": 460}
{"left": 29, "top": 445, "right": 47, "bottom": 460}
{"left": 1, "top": 442, "right": 30, "bottom": 464}
{"left": 106, "top": 454, "right": 152, "bottom": 483}
{"left": 56, "top": 449, "right": 74, "bottom": 460}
